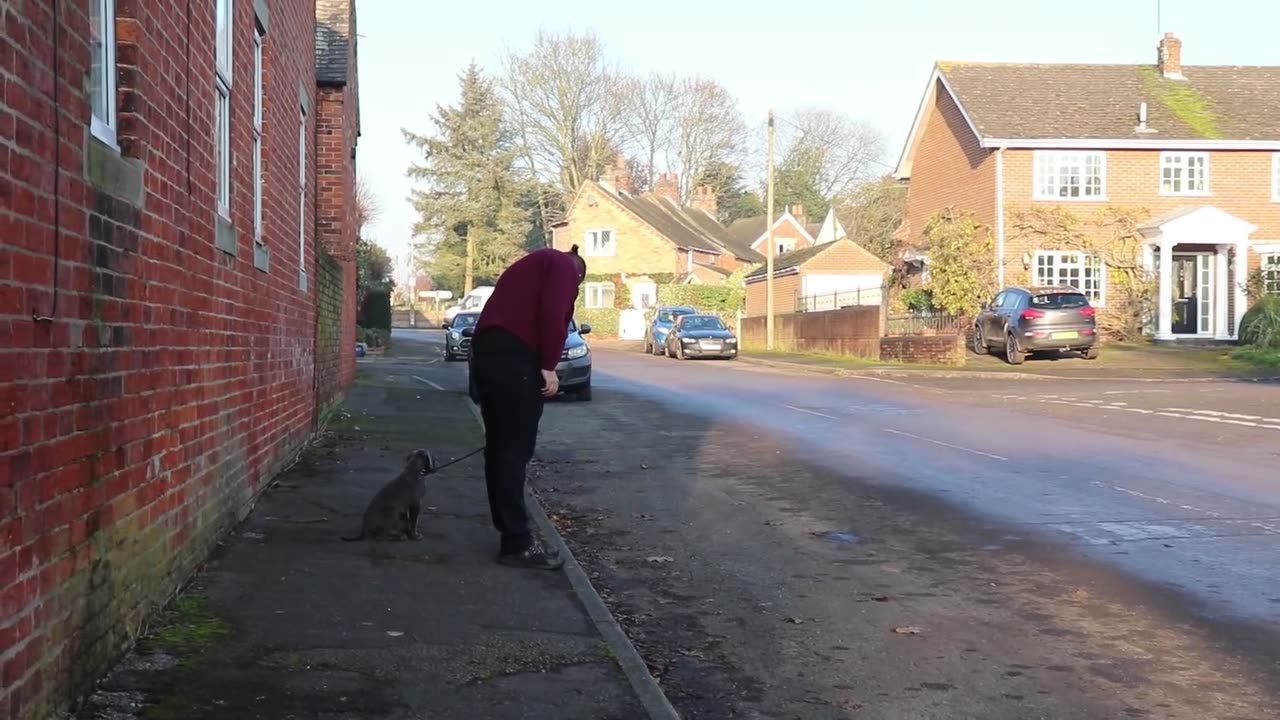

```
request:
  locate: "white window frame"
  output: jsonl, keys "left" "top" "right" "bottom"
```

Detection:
{"left": 297, "top": 106, "right": 307, "bottom": 278}
{"left": 583, "top": 229, "right": 615, "bottom": 257}
{"left": 1160, "top": 152, "right": 1210, "bottom": 196}
{"left": 776, "top": 239, "right": 796, "bottom": 256}
{"left": 1032, "top": 250, "right": 1106, "bottom": 307}
{"left": 1033, "top": 151, "right": 1107, "bottom": 201}
{"left": 215, "top": 0, "right": 233, "bottom": 220}
{"left": 584, "top": 281, "right": 615, "bottom": 309}
{"left": 1272, "top": 153, "right": 1280, "bottom": 202}
{"left": 252, "top": 28, "right": 264, "bottom": 245}
{"left": 1262, "top": 253, "right": 1280, "bottom": 295}
{"left": 89, "top": 0, "right": 117, "bottom": 146}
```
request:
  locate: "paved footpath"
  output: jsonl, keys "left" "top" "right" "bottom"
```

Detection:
{"left": 78, "top": 348, "right": 653, "bottom": 719}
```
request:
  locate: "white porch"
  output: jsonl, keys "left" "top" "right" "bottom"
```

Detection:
{"left": 1138, "top": 206, "right": 1256, "bottom": 342}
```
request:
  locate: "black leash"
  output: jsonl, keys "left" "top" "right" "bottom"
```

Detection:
{"left": 435, "top": 445, "right": 485, "bottom": 472}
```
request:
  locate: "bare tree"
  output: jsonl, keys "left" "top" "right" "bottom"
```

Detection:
{"left": 778, "top": 108, "right": 887, "bottom": 200}
{"left": 498, "top": 30, "right": 627, "bottom": 198}
{"left": 621, "top": 71, "right": 679, "bottom": 189}
{"left": 668, "top": 77, "right": 746, "bottom": 202}
{"left": 354, "top": 173, "right": 381, "bottom": 237}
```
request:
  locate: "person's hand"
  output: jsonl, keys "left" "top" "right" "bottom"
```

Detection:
{"left": 540, "top": 369, "right": 559, "bottom": 398}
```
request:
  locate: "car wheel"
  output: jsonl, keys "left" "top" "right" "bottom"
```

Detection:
{"left": 676, "top": 343, "right": 686, "bottom": 360}
{"left": 653, "top": 341, "right": 664, "bottom": 356}
{"left": 1082, "top": 346, "right": 1100, "bottom": 360}
{"left": 643, "top": 339, "right": 652, "bottom": 354}
{"left": 576, "top": 385, "right": 592, "bottom": 402}
{"left": 444, "top": 352, "right": 454, "bottom": 362}
{"left": 1005, "top": 333, "right": 1026, "bottom": 365}
{"left": 972, "top": 327, "right": 988, "bottom": 355}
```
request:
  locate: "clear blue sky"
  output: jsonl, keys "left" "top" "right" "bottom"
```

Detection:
{"left": 355, "top": 0, "right": 1273, "bottom": 274}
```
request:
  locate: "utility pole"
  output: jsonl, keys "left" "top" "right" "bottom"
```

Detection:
{"left": 458, "top": 223, "right": 474, "bottom": 294}
{"left": 765, "top": 109, "right": 776, "bottom": 351}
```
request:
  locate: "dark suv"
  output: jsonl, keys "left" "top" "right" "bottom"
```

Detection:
{"left": 973, "top": 286, "right": 1099, "bottom": 365}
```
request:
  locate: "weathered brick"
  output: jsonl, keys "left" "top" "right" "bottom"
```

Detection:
{"left": 0, "top": 1, "right": 360, "bottom": 717}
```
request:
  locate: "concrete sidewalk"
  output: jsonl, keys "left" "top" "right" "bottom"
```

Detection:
{"left": 79, "top": 361, "right": 653, "bottom": 719}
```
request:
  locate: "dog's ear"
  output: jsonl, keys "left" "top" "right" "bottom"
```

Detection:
{"left": 419, "top": 449, "right": 436, "bottom": 474}
{"left": 569, "top": 243, "right": 580, "bottom": 254}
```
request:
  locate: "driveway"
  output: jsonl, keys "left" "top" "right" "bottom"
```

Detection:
{"left": 392, "top": 329, "right": 1280, "bottom": 719}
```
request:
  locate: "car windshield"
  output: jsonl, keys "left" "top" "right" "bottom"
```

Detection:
{"left": 657, "top": 309, "right": 692, "bottom": 323}
{"left": 1031, "top": 293, "right": 1089, "bottom": 309}
{"left": 567, "top": 319, "right": 578, "bottom": 334}
{"left": 680, "top": 316, "right": 726, "bottom": 331}
{"left": 452, "top": 314, "right": 479, "bottom": 328}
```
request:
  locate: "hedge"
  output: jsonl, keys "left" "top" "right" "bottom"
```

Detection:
{"left": 358, "top": 288, "right": 392, "bottom": 331}
{"left": 657, "top": 284, "right": 744, "bottom": 313}
{"left": 575, "top": 308, "right": 619, "bottom": 337}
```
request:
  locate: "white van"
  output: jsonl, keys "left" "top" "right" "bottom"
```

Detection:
{"left": 442, "top": 285, "right": 496, "bottom": 327}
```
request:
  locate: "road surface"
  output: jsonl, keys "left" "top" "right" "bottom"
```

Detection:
{"left": 388, "top": 329, "right": 1280, "bottom": 719}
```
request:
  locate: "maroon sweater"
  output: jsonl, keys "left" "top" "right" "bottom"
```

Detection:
{"left": 474, "top": 248, "right": 581, "bottom": 371}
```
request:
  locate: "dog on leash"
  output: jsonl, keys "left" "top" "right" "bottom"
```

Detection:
{"left": 341, "top": 449, "right": 435, "bottom": 541}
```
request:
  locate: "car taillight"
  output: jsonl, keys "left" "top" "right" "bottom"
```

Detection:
{"left": 1020, "top": 308, "right": 1045, "bottom": 320}
{"left": 1079, "top": 306, "right": 1096, "bottom": 318}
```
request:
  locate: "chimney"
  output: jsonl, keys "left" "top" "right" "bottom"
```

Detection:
{"left": 789, "top": 203, "right": 805, "bottom": 226}
{"left": 689, "top": 185, "right": 718, "bottom": 217}
{"left": 654, "top": 173, "right": 680, "bottom": 203}
{"left": 1157, "top": 32, "right": 1183, "bottom": 79}
{"left": 609, "top": 155, "right": 632, "bottom": 194}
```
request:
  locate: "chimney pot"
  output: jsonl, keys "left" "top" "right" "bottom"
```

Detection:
{"left": 689, "top": 184, "right": 718, "bottom": 218}
{"left": 1158, "top": 32, "right": 1183, "bottom": 79}
{"left": 654, "top": 173, "right": 680, "bottom": 203}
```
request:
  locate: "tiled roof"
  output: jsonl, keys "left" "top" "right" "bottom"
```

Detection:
{"left": 598, "top": 186, "right": 765, "bottom": 262}
{"left": 744, "top": 243, "right": 830, "bottom": 281}
{"left": 939, "top": 62, "right": 1280, "bottom": 141}
{"left": 315, "top": 0, "right": 352, "bottom": 85}
{"left": 724, "top": 213, "right": 814, "bottom": 256}
{"left": 693, "top": 261, "right": 732, "bottom": 277}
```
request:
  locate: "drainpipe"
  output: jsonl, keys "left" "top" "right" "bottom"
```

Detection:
{"left": 995, "top": 143, "right": 1007, "bottom": 288}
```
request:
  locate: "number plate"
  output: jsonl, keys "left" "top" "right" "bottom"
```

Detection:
{"left": 700, "top": 340, "right": 721, "bottom": 348}
{"left": 1052, "top": 331, "right": 1079, "bottom": 340}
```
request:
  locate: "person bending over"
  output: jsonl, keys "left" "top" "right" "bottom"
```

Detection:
{"left": 469, "top": 244, "right": 586, "bottom": 569}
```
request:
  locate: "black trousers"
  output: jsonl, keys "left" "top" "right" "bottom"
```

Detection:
{"left": 470, "top": 328, "right": 546, "bottom": 554}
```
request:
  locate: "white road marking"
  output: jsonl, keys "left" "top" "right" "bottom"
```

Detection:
{"left": 782, "top": 404, "right": 839, "bottom": 420}
{"left": 881, "top": 428, "right": 1009, "bottom": 461}
{"left": 1103, "top": 389, "right": 1171, "bottom": 395}
{"left": 412, "top": 375, "right": 446, "bottom": 391}
{"left": 991, "top": 395, "right": 1280, "bottom": 431}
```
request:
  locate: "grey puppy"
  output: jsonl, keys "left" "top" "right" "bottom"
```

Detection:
{"left": 341, "top": 449, "right": 435, "bottom": 541}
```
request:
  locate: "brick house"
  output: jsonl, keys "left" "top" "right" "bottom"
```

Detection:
{"left": 896, "top": 33, "right": 1280, "bottom": 342}
{"left": 744, "top": 238, "right": 889, "bottom": 316}
{"left": 0, "top": 0, "right": 359, "bottom": 716}
{"left": 726, "top": 205, "right": 820, "bottom": 256}
{"left": 550, "top": 160, "right": 763, "bottom": 312}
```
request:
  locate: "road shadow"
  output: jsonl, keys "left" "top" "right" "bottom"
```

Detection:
{"left": 530, "top": 375, "right": 1280, "bottom": 719}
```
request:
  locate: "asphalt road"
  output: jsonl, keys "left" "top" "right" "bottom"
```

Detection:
{"left": 389, "top": 329, "right": 1280, "bottom": 718}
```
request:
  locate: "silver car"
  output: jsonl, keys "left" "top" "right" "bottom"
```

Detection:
{"left": 444, "top": 311, "right": 480, "bottom": 361}
{"left": 466, "top": 319, "right": 594, "bottom": 402}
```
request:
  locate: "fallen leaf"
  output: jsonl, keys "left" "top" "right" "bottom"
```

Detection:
{"left": 783, "top": 616, "right": 805, "bottom": 624}
{"left": 892, "top": 626, "right": 922, "bottom": 635}
{"left": 386, "top": 631, "right": 404, "bottom": 637}
{"left": 645, "top": 556, "right": 675, "bottom": 563}
{"left": 640, "top": 463, "right": 649, "bottom": 470}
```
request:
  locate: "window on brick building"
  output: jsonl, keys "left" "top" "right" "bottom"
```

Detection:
{"left": 1033, "top": 251, "right": 1106, "bottom": 306}
{"left": 1160, "top": 152, "right": 1209, "bottom": 195}
{"left": 1263, "top": 254, "right": 1280, "bottom": 295}
{"left": 776, "top": 239, "right": 796, "bottom": 256}
{"left": 89, "top": 0, "right": 117, "bottom": 145}
{"left": 584, "top": 229, "right": 615, "bottom": 256}
{"left": 297, "top": 106, "right": 308, "bottom": 287}
{"left": 252, "top": 28, "right": 264, "bottom": 245}
{"left": 1033, "top": 151, "right": 1106, "bottom": 200}
{"left": 215, "top": 0, "right": 233, "bottom": 218}
{"left": 584, "top": 282, "right": 615, "bottom": 309}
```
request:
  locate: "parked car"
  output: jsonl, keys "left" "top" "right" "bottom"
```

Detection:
{"left": 643, "top": 304, "right": 696, "bottom": 355}
{"left": 465, "top": 319, "right": 594, "bottom": 402}
{"left": 444, "top": 311, "right": 480, "bottom": 361}
{"left": 442, "top": 285, "right": 496, "bottom": 328}
{"left": 972, "top": 285, "right": 1099, "bottom": 365}
{"left": 663, "top": 314, "right": 738, "bottom": 360}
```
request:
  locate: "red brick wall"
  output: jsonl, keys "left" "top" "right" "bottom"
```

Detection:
{"left": 316, "top": 86, "right": 357, "bottom": 391}
{"left": 901, "top": 80, "right": 997, "bottom": 249}
{"left": 0, "top": 2, "right": 332, "bottom": 717}
{"left": 879, "top": 335, "right": 967, "bottom": 366}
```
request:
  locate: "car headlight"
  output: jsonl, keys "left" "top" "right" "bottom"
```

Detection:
{"left": 680, "top": 336, "right": 697, "bottom": 343}
{"left": 449, "top": 331, "right": 460, "bottom": 340}
{"left": 565, "top": 345, "right": 588, "bottom": 359}
{"left": 725, "top": 337, "right": 738, "bottom": 344}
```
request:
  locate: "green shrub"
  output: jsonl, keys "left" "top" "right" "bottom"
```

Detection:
{"left": 657, "top": 284, "right": 744, "bottom": 313}
{"left": 574, "top": 308, "right": 618, "bottom": 337}
{"left": 900, "top": 288, "right": 935, "bottom": 313}
{"left": 358, "top": 289, "right": 393, "bottom": 331}
{"left": 1238, "top": 295, "right": 1280, "bottom": 349}
{"left": 357, "top": 326, "right": 389, "bottom": 348}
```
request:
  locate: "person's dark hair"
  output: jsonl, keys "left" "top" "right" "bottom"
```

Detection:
{"left": 567, "top": 244, "right": 587, "bottom": 280}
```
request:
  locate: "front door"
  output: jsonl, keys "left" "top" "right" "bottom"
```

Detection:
{"left": 1170, "top": 254, "right": 1213, "bottom": 335}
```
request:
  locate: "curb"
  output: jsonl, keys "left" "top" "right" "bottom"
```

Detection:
{"left": 737, "top": 355, "right": 1280, "bottom": 384}
{"left": 462, "top": 398, "right": 682, "bottom": 720}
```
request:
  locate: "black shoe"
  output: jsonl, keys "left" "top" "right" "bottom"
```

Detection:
{"left": 498, "top": 543, "right": 564, "bottom": 570}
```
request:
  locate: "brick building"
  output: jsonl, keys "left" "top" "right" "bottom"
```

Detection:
{"left": 744, "top": 238, "right": 889, "bottom": 316}
{"left": 896, "top": 33, "right": 1280, "bottom": 342}
{"left": 0, "top": 0, "right": 359, "bottom": 717}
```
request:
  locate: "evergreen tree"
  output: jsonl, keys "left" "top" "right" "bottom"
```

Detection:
{"left": 404, "top": 63, "right": 531, "bottom": 294}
